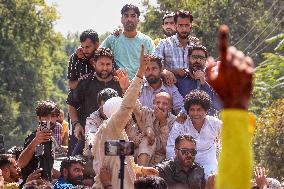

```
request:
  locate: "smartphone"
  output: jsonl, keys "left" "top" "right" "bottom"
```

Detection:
{"left": 105, "top": 140, "right": 134, "bottom": 156}
{"left": 39, "top": 121, "right": 50, "bottom": 130}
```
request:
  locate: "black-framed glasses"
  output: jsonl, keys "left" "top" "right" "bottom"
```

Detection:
{"left": 176, "top": 148, "right": 197, "bottom": 156}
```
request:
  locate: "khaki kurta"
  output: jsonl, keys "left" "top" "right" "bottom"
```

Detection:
{"left": 92, "top": 76, "right": 143, "bottom": 189}
{"left": 133, "top": 101, "right": 176, "bottom": 166}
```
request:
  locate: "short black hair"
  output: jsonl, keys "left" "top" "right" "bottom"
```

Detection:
{"left": 0, "top": 154, "right": 11, "bottom": 169}
{"left": 60, "top": 156, "right": 86, "bottom": 174}
{"left": 79, "top": 29, "right": 99, "bottom": 44}
{"left": 121, "top": 4, "right": 140, "bottom": 17}
{"left": 184, "top": 90, "right": 211, "bottom": 112}
{"left": 149, "top": 55, "right": 164, "bottom": 70}
{"left": 174, "top": 10, "right": 193, "bottom": 23}
{"left": 7, "top": 146, "right": 23, "bottom": 160}
{"left": 93, "top": 48, "right": 114, "bottom": 63}
{"left": 97, "top": 88, "right": 119, "bottom": 105}
{"left": 35, "top": 100, "right": 58, "bottom": 117}
{"left": 134, "top": 176, "right": 167, "bottom": 189}
{"left": 175, "top": 135, "right": 197, "bottom": 148}
{"left": 162, "top": 11, "right": 175, "bottom": 24}
{"left": 188, "top": 44, "right": 208, "bottom": 58}
{"left": 23, "top": 179, "right": 53, "bottom": 189}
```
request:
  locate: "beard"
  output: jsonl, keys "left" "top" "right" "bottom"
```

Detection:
{"left": 123, "top": 22, "right": 137, "bottom": 32}
{"left": 146, "top": 75, "right": 160, "bottom": 84}
{"left": 163, "top": 29, "right": 175, "bottom": 37}
{"left": 177, "top": 31, "right": 190, "bottom": 39}
{"left": 96, "top": 71, "right": 112, "bottom": 79}
{"left": 67, "top": 175, "right": 83, "bottom": 185}
{"left": 182, "top": 155, "right": 194, "bottom": 167}
{"left": 191, "top": 63, "right": 204, "bottom": 72}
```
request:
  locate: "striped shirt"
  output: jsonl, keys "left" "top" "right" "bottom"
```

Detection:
{"left": 53, "top": 122, "right": 62, "bottom": 146}
{"left": 139, "top": 80, "right": 185, "bottom": 115}
{"left": 153, "top": 34, "right": 194, "bottom": 70}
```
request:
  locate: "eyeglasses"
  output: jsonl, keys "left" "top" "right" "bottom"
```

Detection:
{"left": 190, "top": 54, "right": 206, "bottom": 61}
{"left": 176, "top": 148, "right": 197, "bottom": 156}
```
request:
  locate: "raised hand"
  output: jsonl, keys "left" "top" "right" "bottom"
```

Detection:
{"left": 136, "top": 44, "right": 148, "bottom": 78}
{"left": 206, "top": 25, "right": 254, "bottom": 110}
{"left": 114, "top": 68, "right": 130, "bottom": 92}
{"left": 76, "top": 46, "right": 84, "bottom": 59}
{"left": 33, "top": 128, "right": 52, "bottom": 145}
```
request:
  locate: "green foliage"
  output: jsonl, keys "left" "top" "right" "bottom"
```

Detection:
{"left": 250, "top": 31, "right": 284, "bottom": 115}
{"left": 253, "top": 98, "right": 284, "bottom": 179}
{"left": 64, "top": 32, "right": 80, "bottom": 57}
{"left": 0, "top": 0, "right": 68, "bottom": 147}
{"left": 99, "top": 31, "right": 111, "bottom": 43}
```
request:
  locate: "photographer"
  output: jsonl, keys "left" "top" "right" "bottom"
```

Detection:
{"left": 18, "top": 100, "right": 59, "bottom": 183}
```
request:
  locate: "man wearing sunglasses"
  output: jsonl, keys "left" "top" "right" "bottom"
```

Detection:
{"left": 155, "top": 135, "right": 205, "bottom": 189}
{"left": 175, "top": 44, "right": 222, "bottom": 116}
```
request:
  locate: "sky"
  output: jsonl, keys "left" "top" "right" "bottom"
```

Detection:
{"left": 45, "top": 0, "right": 156, "bottom": 37}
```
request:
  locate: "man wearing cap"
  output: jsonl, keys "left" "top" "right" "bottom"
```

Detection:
{"left": 92, "top": 45, "right": 158, "bottom": 189}
{"left": 67, "top": 48, "right": 129, "bottom": 155}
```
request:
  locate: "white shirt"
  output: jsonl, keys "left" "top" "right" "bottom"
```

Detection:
{"left": 166, "top": 116, "right": 222, "bottom": 177}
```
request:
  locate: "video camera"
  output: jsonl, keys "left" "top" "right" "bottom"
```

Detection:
{"left": 35, "top": 121, "right": 53, "bottom": 180}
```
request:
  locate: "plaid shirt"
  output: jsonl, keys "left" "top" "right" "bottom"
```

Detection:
{"left": 153, "top": 34, "right": 196, "bottom": 70}
{"left": 53, "top": 122, "right": 62, "bottom": 146}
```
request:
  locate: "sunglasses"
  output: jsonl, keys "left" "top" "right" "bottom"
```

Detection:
{"left": 176, "top": 148, "right": 197, "bottom": 156}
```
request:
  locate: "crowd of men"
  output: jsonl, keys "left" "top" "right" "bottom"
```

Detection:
{"left": 0, "top": 3, "right": 283, "bottom": 189}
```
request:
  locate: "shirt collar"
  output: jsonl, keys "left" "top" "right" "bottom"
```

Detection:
{"left": 144, "top": 79, "right": 167, "bottom": 91}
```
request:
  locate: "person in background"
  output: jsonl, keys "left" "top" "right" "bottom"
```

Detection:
{"left": 54, "top": 156, "right": 85, "bottom": 189}
{"left": 162, "top": 12, "right": 176, "bottom": 37}
{"left": 100, "top": 4, "right": 155, "bottom": 79}
{"left": 58, "top": 110, "right": 69, "bottom": 147}
{"left": 175, "top": 44, "right": 222, "bottom": 116}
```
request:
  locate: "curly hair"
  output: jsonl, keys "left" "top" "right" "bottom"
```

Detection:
{"left": 149, "top": 55, "right": 164, "bottom": 70}
{"left": 174, "top": 10, "right": 193, "bottom": 23}
{"left": 121, "top": 4, "right": 140, "bottom": 17}
{"left": 188, "top": 44, "right": 208, "bottom": 58}
{"left": 35, "top": 100, "right": 58, "bottom": 117}
{"left": 184, "top": 90, "right": 211, "bottom": 112}
{"left": 79, "top": 29, "right": 99, "bottom": 44}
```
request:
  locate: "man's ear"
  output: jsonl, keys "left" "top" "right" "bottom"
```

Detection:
{"left": 90, "top": 59, "right": 96, "bottom": 69}
{"left": 63, "top": 168, "right": 68, "bottom": 178}
{"left": 94, "top": 42, "right": 100, "bottom": 49}
{"left": 174, "top": 148, "right": 178, "bottom": 156}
